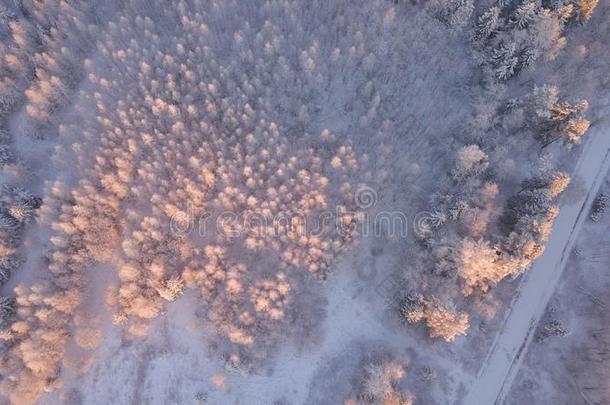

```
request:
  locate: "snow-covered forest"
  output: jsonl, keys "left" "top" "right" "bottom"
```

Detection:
{"left": 0, "top": 0, "right": 608, "bottom": 403}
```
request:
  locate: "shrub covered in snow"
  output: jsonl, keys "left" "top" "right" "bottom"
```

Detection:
{"left": 352, "top": 359, "right": 415, "bottom": 405}
{"left": 402, "top": 295, "right": 469, "bottom": 342}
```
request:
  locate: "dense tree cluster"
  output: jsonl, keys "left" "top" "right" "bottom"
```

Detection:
{"left": 0, "top": 282, "right": 79, "bottom": 402}
{"left": 0, "top": 187, "right": 39, "bottom": 282}
{"left": 473, "top": 0, "right": 575, "bottom": 80}
{"left": 0, "top": 185, "right": 42, "bottom": 393}
{"left": 399, "top": 141, "right": 499, "bottom": 335}
{"left": 1, "top": 0, "right": 475, "bottom": 398}
{"left": 402, "top": 101, "right": 583, "bottom": 340}
{"left": 62, "top": 0, "right": 389, "bottom": 352}
{"left": 430, "top": 0, "right": 474, "bottom": 29}
{"left": 0, "top": 0, "right": 104, "bottom": 138}
{"left": 403, "top": 130, "right": 572, "bottom": 337}
{"left": 396, "top": 0, "right": 597, "bottom": 340}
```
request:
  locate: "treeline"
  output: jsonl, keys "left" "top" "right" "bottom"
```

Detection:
{"left": 400, "top": 0, "right": 597, "bottom": 341}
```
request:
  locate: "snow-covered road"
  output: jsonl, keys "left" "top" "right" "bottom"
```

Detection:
{"left": 462, "top": 124, "right": 610, "bottom": 405}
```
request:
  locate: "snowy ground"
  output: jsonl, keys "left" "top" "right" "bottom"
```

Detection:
{"left": 41, "top": 236, "right": 475, "bottom": 405}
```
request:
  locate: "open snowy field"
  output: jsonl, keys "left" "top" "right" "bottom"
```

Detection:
{"left": 0, "top": 0, "right": 608, "bottom": 404}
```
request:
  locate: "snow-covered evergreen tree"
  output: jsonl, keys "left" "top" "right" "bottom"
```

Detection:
{"left": 0, "top": 296, "right": 14, "bottom": 323}
{"left": 475, "top": 7, "right": 501, "bottom": 40}
{"left": 490, "top": 42, "right": 519, "bottom": 80}
{"left": 452, "top": 144, "right": 489, "bottom": 181}
{"left": 511, "top": 2, "right": 538, "bottom": 29}
{"left": 527, "top": 85, "right": 590, "bottom": 146}
{"left": 432, "top": 0, "right": 474, "bottom": 29}
{"left": 574, "top": 0, "right": 598, "bottom": 23}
